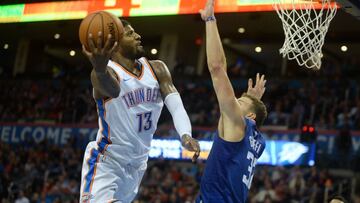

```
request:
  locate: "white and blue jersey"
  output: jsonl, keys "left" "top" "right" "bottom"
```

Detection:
{"left": 94, "top": 58, "right": 163, "bottom": 164}
{"left": 80, "top": 57, "right": 164, "bottom": 203}
{"left": 197, "top": 118, "right": 266, "bottom": 203}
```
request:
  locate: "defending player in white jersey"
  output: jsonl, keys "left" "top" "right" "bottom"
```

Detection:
{"left": 79, "top": 19, "right": 200, "bottom": 203}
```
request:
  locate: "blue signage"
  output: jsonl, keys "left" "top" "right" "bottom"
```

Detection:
{"left": 149, "top": 139, "right": 316, "bottom": 166}
{"left": 0, "top": 124, "right": 359, "bottom": 157}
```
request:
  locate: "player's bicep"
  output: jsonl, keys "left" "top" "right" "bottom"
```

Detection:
{"left": 221, "top": 113, "right": 246, "bottom": 142}
{"left": 91, "top": 67, "right": 120, "bottom": 99}
{"left": 149, "top": 60, "right": 177, "bottom": 97}
{"left": 210, "top": 66, "right": 242, "bottom": 121}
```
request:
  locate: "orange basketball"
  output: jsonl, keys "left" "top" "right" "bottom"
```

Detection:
{"left": 79, "top": 11, "right": 124, "bottom": 50}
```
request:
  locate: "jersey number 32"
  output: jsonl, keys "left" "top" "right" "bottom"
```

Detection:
{"left": 242, "top": 151, "right": 257, "bottom": 189}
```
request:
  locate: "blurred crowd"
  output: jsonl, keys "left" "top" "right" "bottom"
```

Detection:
{"left": 0, "top": 140, "right": 82, "bottom": 203}
{"left": 1, "top": 52, "right": 360, "bottom": 130}
{"left": 137, "top": 161, "right": 355, "bottom": 203}
{"left": 0, "top": 76, "right": 97, "bottom": 124}
{"left": 1, "top": 140, "right": 359, "bottom": 203}
{"left": 1, "top": 70, "right": 359, "bottom": 130}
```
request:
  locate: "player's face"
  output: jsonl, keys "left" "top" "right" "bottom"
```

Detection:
{"left": 237, "top": 96, "right": 255, "bottom": 117}
{"left": 119, "top": 25, "right": 145, "bottom": 59}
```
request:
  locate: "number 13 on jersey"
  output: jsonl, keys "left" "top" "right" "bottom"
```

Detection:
{"left": 242, "top": 151, "right": 257, "bottom": 189}
{"left": 137, "top": 111, "right": 153, "bottom": 132}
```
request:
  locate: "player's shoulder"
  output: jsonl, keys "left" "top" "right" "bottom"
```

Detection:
{"left": 148, "top": 59, "right": 166, "bottom": 69}
{"left": 146, "top": 60, "right": 171, "bottom": 79}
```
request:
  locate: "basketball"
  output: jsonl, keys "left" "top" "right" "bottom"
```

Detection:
{"left": 79, "top": 11, "right": 124, "bottom": 50}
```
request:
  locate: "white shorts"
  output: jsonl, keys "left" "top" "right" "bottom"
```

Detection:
{"left": 80, "top": 141, "right": 146, "bottom": 203}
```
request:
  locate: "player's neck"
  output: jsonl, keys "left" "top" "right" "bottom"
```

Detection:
{"left": 112, "top": 53, "right": 140, "bottom": 75}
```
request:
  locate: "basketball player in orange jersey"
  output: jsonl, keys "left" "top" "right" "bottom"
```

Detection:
{"left": 196, "top": 0, "right": 268, "bottom": 202}
{"left": 79, "top": 19, "right": 200, "bottom": 203}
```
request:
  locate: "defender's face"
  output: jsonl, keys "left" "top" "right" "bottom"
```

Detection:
{"left": 119, "top": 25, "right": 145, "bottom": 59}
{"left": 237, "top": 96, "right": 254, "bottom": 117}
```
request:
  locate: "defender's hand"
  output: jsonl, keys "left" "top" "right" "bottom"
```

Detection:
{"left": 200, "top": 0, "right": 215, "bottom": 21}
{"left": 82, "top": 31, "right": 118, "bottom": 72}
{"left": 247, "top": 73, "right": 266, "bottom": 100}
{"left": 181, "top": 134, "right": 200, "bottom": 162}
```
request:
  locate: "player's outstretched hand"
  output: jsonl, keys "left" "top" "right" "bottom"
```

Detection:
{"left": 247, "top": 73, "right": 266, "bottom": 100}
{"left": 199, "top": 0, "right": 215, "bottom": 21}
{"left": 181, "top": 134, "right": 200, "bottom": 162}
{"left": 82, "top": 31, "right": 118, "bottom": 72}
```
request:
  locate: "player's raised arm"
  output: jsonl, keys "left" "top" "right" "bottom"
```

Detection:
{"left": 83, "top": 32, "right": 120, "bottom": 99}
{"left": 149, "top": 60, "right": 200, "bottom": 162}
{"left": 200, "top": 0, "right": 243, "bottom": 123}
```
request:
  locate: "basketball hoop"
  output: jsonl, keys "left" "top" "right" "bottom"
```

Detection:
{"left": 273, "top": 0, "right": 338, "bottom": 69}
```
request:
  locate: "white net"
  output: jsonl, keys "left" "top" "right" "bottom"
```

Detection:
{"left": 273, "top": 0, "right": 337, "bottom": 69}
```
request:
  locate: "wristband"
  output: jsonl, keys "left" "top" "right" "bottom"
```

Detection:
{"left": 205, "top": 16, "right": 216, "bottom": 22}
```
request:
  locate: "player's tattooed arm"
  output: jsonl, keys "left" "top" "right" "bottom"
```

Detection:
{"left": 90, "top": 68, "right": 120, "bottom": 99}
{"left": 149, "top": 60, "right": 177, "bottom": 96}
{"left": 83, "top": 32, "right": 120, "bottom": 99}
{"left": 150, "top": 60, "right": 200, "bottom": 162}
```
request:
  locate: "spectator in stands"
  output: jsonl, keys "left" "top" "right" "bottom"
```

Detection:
{"left": 252, "top": 178, "right": 278, "bottom": 202}
{"left": 289, "top": 168, "right": 306, "bottom": 202}
{"left": 1, "top": 73, "right": 359, "bottom": 131}
{"left": 14, "top": 190, "right": 30, "bottom": 203}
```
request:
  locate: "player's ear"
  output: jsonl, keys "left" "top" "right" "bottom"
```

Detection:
{"left": 246, "top": 112, "right": 256, "bottom": 120}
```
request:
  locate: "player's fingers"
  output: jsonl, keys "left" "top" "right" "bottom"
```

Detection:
{"left": 261, "top": 88, "right": 266, "bottom": 96}
{"left": 82, "top": 45, "right": 91, "bottom": 56}
{"left": 104, "top": 34, "right": 112, "bottom": 51}
{"left": 256, "top": 73, "right": 260, "bottom": 84}
{"left": 192, "top": 151, "right": 200, "bottom": 162}
{"left": 260, "top": 74, "right": 265, "bottom": 84}
{"left": 248, "top": 78, "right": 253, "bottom": 89}
{"left": 208, "top": 0, "right": 215, "bottom": 7}
{"left": 109, "top": 42, "right": 118, "bottom": 54}
{"left": 88, "top": 33, "right": 96, "bottom": 52}
{"left": 189, "top": 140, "right": 200, "bottom": 152}
{"left": 199, "top": 9, "right": 205, "bottom": 20}
{"left": 193, "top": 142, "right": 200, "bottom": 152}
{"left": 263, "top": 80, "right": 267, "bottom": 87}
{"left": 97, "top": 31, "right": 103, "bottom": 49}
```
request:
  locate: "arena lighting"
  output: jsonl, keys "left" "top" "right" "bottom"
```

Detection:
{"left": 0, "top": 0, "right": 332, "bottom": 23}
{"left": 300, "top": 125, "right": 317, "bottom": 143}
{"left": 149, "top": 139, "right": 316, "bottom": 166}
{"left": 238, "top": 27, "right": 245, "bottom": 33}
{"left": 302, "top": 126, "right": 308, "bottom": 132}
{"left": 341, "top": 45, "right": 348, "bottom": 52}
{"left": 54, "top": 33, "right": 60, "bottom": 39}
{"left": 195, "top": 38, "right": 202, "bottom": 45}
{"left": 150, "top": 48, "right": 157, "bottom": 55}
{"left": 3, "top": 44, "right": 9, "bottom": 49}
{"left": 69, "top": 50, "right": 76, "bottom": 56}
{"left": 255, "top": 46, "right": 262, "bottom": 53}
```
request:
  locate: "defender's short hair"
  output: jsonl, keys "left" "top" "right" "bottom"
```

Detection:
{"left": 242, "top": 93, "right": 267, "bottom": 127}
